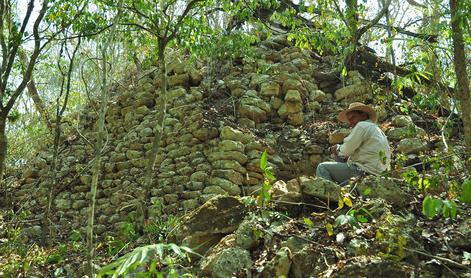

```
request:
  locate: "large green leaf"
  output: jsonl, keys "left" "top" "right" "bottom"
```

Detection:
{"left": 461, "top": 179, "right": 471, "bottom": 204}
{"left": 260, "top": 150, "right": 268, "bottom": 171}
{"left": 422, "top": 196, "right": 443, "bottom": 220}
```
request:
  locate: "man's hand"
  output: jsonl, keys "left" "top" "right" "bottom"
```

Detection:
{"left": 330, "top": 144, "right": 339, "bottom": 155}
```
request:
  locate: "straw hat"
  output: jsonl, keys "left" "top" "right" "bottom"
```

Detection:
{"left": 338, "top": 102, "right": 377, "bottom": 123}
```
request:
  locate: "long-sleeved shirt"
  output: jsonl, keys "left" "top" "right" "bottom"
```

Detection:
{"left": 338, "top": 120, "right": 391, "bottom": 175}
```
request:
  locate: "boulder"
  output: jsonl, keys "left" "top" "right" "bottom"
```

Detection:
{"left": 259, "top": 247, "right": 292, "bottom": 278}
{"left": 220, "top": 126, "right": 251, "bottom": 144}
{"left": 397, "top": 138, "right": 428, "bottom": 154}
{"left": 309, "top": 89, "right": 327, "bottom": 102}
{"left": 285, "top": 90, "right": 302, "bottom": 102}
{"left": 356, "top": 176, "right": 411, "bottom": 208}
{"left": 176, "top": 195, "right": 248, "bottom": 240}
{"left": 201, "top": 246, "right": 252, "bottom": 278}
{"left": 335, "top": 84, "right": 369, "bottom": 101}
{"left": 300, "top": 176, "right": 341, "bottom": 202}
{"left": 387, "top": 126, "right": 426, "bottom": 141}
{"left": 391, "top": 115, "right": 414, "bottom": 127}
{"left": 239, "top": 105, "right": 267, "bottom": 123}
{"left": 332, "top": 256, "right": 415, "bottom": 278}
{"left": 234, "top": 216, "right": 261, "bottom": 250}
{"left": 260, "top": 82, "right": 281, "bottom": 97}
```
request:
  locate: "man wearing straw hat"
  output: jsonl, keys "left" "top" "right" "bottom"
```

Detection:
{"left": 316, "top": 102, "right": 391, "bottom": 184}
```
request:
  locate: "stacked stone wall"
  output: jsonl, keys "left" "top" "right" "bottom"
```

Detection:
{"left": 15, "top": 35, "right": 390, "bottom": 234}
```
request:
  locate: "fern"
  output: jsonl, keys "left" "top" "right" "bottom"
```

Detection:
{"left": 98, "top": 243, "right": 200, "bottom": 277}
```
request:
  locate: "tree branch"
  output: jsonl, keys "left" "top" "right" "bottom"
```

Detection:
{"left": 5, "top": 0, "right": 49, "bottom": 112}
{"left": 354, "top": 0, "right": 391, "bottom": 42}
{"left": 1, "top": 0, "right": 34, "bottom": 93}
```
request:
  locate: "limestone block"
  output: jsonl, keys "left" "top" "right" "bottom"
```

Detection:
{"left": 288, "top": 112, "right": 304, "bottom": 125}
{"left": 55, "top": 198, "right": 71, "bottom": 210}
{"left": 187, "top": 181, "right": 204, "bottom": 191}
{"left": 259, "top": 247, "right": 292, "bottom": 278}
{"left": 203, "top": 186, "right": 227, "bottom": 195}
{"left": 249, "top": 74, "right": 270, "bottom": 89}
{"left": 270, "top": 97, "right": 283, "bottom": 110}
{"left": 391, "top": 115, "right": 414, "bottom": 127}
{"left": 139, "top": 127, "right": 153, "bottom": 138}
{"left": 335, "top": 84, "right": 369, "bottom": 101}
{"left": 201, "top": 247, "right": 253, "bottom": 277}
{"left": 134, "top": 91, "right": 154, "bottom": 108}
{"left": 72, "top": 200, "right": 87, "bottom": 210}
{"left": 309, "top": 89, "right": 326, "bottom": 102}
{"left": 300, "top": 176, "right": 340, "bottom": 202}
{"left": 168, "top": 146, "right": 191, "bottom": 159}
{"left": 282, "top": 78, "right": 304, "bottom": 94}
{"left": 285, "top": 101, "right": 303, "bottom": 114}
{"left": 356, "top": 176, "right": 411, "bottom": 208}
{"left": 182, "top": 199, "right": 199, "bottom": 211}
{"left": 260, "top": 82, "right": 281, "bottom": 97}
{"left": 231, "top": 87, "right": 246, "bottom": 97}
{"left": 135, "top": 105, "right": 150, "bottom": 116}
{"left": 285, "top": 90, "right": 302, "bottom": 103}
{"left": 181, "top": 191, "right": 200, "bottom": 199}
{"left": 246, "top": 141, "right": 265, "bottom": 152}
{"left": 177, "top": 195, "right": 248, "bottom": 238}
{"left": 176, "top": 166, "right": 193, "bottom": 176}
{"left": 168, "top": 73, "right": 189, "bottom": 88}
{"left": 292, "top": 57, "right": 308, "bottom": 70}
{"left": 218, "top": 140, "right": 245, "bottom": 152}
{"left": 189, "top": 68, "right": 203, "bottom": 86}
{"left": 387, "top": 126, "right": 423, "bottom": 141}
{"left": 307, "top": 101, "right": 321, "bottom": 111}
{"left": 239, "top": 117, "right": 256, "bottom": 128}
{"left": 167, "top": 60, "right": 186, "bottom": 74}
{"left": 79, "top": 175, "right": 92, "bottom": 186}
{"left": 397, "top": 138, "right": 428, "bottom": 154}
{"left": 212, "top": 169, "right": 244, "bottom": 185}
{"left": 168, "top": 87, "right": 187, "bottom": 102}
{"left": 121, "top": 105, "right": 134, "bottom": 117}
{"left": 126, "top": 150, "right": 142, "bottom": 160}
{"left": 207, "top": 151, "right": 248, "bottom": 165}
{"left": 189, "top": 87, "right": 203, "bottom": 100}
{"left": 209, "top": 177, "right": 241, "bottom": 196}
{"left": 220, "top": 126, "right": 251, "bottom": 143}
{"left": 240, "top": 92, "right": 271, "bottom": 112}
{"left": 164, "top": 194, "right": 179, "bottom": 204}
{"left": 239, "top": 105, "right": 267, "bottom": 123}
{"left": 277, "top": 103, "right": 289, "bottom": 118}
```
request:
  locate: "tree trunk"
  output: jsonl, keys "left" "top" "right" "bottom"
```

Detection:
{"left": 0, "top": 112, "right": 7, "bottom": 182}
{"left": 142, "top": 40, "right": 168, "bottom": 225}
{"left": 450, "top": 0, "right": 471, "bottom": 172}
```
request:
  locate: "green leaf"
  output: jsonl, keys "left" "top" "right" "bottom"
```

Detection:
{"left": 303, "top": 217, "right": 314, "bottom": 227}
{"left": 442, "top": 200, "right": 457, "bottom": 219}
{"left": 260, "top": 150, "right": 268, "bottom": 171}
{"left": 325, "top": 223, "right": 334, "bottom": 236}
{"left": 363, "top": 188, "right": 372, "bottom": 196}
{"left": 461, "top": 179, "right": 471, "bottom": 204}
{"left": 422, "top": 196, "right": 442, "bottom": 220}
{"left": 335, "top": 214, "right": 359, "bottom": 228}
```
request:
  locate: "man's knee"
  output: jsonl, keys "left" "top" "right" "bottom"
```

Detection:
{"left": 316, "top": 162, "right": 330, "bottom": 179}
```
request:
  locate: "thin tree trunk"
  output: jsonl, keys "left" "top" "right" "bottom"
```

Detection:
{"left": 19, "top": 49, "right": 53, "bottom": 131}
{"left": 86, "top": 15, "right": 120, "bottom": 277}
{"left": 42, "top": 38, "right": 81, "bottom": 245}
{"left": 450, "top": 0, "right": 471, "bottom": 172}
{"left": 142, "top": 41, "right": 168, "bottom": 225}
{"left": 0, "top": 113, "right": 7, "bottom": 181}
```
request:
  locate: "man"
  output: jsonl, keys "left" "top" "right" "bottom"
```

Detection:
{"left": 316, "top": 102, "right": 391, "bottom": 184}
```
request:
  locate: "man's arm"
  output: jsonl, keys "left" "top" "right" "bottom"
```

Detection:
{"left": 338, "top": 125, "right": 366, "bottom": 156}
